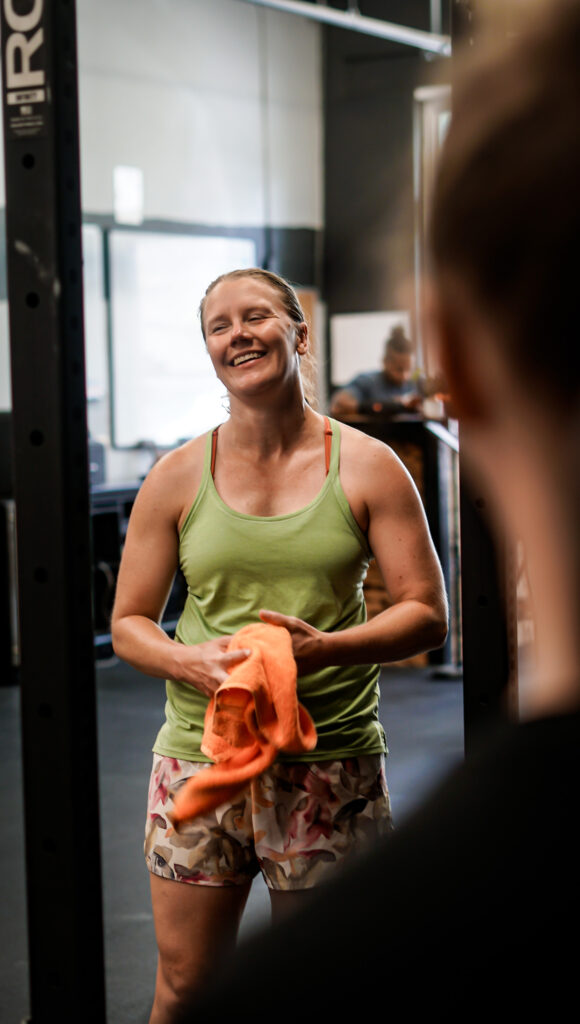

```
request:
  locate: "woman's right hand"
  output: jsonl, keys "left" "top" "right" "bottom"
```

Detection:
{"left": 170, "top": 637, "right": 251, "bottom": 698}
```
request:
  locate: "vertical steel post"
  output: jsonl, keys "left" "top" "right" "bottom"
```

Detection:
{"left": 1, "top": 2, "right": 106, "bottom": 1020}
{"left": 458, "top": 484, "right": 510, "bottom": 746}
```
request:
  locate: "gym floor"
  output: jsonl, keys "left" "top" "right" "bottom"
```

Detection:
{"left": 0, "top": 660, "right": 463, "bottom": 1023}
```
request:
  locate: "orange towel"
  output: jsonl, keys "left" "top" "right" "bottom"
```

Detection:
{"left": 171, "top": 622, "right": 317, "bottom": 827}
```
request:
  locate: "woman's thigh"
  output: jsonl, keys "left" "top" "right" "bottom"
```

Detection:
{"left": 150, "top": 873, "right": 251, "bottom": 985}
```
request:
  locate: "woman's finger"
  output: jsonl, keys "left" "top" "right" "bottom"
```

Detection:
{"left": 222, "top": 648, "right": 251, "bottom": 667}
{"left": 259, "top": 609, "right": 293, "bottom": 627}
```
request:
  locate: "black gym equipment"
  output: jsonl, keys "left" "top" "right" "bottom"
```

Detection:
{"left": 1, "top": 2, "right": 106, "bottom": 1020}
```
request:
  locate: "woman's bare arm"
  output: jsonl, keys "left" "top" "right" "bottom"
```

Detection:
{"left": 260, "top": 432, "right": 448, "bottom": 672}
{"left": 111, "top": 445, "right": 249, "bottom": 696}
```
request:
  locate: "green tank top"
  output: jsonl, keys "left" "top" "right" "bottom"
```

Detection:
{"left": 152, "top": 417, "right": 387, "bottom": 762}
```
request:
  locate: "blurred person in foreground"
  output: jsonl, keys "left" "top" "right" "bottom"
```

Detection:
{"left": 190, "top": 1, "right": 580, "bottom": 1018}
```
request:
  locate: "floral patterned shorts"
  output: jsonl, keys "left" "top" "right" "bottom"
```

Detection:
{"left": 145, "top": 753, "right": 393, "bottom": 890}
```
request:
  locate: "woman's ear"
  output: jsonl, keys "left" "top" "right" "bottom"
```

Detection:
{"left": 296, "top": 322, "right": 309, "bottom": 356}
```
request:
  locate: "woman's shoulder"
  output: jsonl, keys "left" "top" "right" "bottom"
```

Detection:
{"left": 135, "top": 431, "right": 211, "bottom": 524}
{"left": 159, "top": 431, "right": 208, "bottom": 471}
{"left": 335, "top": 419, "right": 399, "bottom": 468}
{"left": 150, "top": 432, "right": 207, "bottom": 481}
{"left": 335, "top": 419, "right": 415, "bottom": 506}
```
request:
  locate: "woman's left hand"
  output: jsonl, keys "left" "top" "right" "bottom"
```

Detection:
{"left": 259, "top": 609, "right": 326, "bottom": 674}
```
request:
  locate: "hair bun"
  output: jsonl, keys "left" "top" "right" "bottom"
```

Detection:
{"left": 390, "top": 325, "right": 408, "bottom": 341}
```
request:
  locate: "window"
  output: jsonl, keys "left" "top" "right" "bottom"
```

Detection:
{"left": 109, "top": 231, "right": 256, "bottom": 448}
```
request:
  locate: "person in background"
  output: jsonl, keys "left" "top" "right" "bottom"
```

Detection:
{"left": 329, "top": 324, "right": 425, "bottom": 418}
{"left": 189, "top": 1, "right": 580, "bottom": 1018}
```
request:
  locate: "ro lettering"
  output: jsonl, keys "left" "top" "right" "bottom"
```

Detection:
{"left": 4, "top": 0, "right": 44, "bottom": 90}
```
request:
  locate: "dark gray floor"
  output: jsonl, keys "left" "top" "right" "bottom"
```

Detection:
{"left": 0, "top": 660, "right": 463, "bottom": 1024}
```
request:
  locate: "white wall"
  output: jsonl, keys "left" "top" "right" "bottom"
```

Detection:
{"left": 76, "top": 0, "right": 323, "bottom": 228}
{"left": 0, "top": 0, "right": 324, "bottom": 461}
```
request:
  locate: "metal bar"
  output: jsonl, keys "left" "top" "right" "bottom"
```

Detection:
{"left": 424, "top": 419, "right": 459, "bottom": 453}
{"left": 423, "top": 427, "right": 450, "bottom": 668}
{"left": 422, "top": 422, "right": 461, "bottom": 676}
{"left": 1, "top": 2, "right": 106, "bottom": 1020}
{"left": 237, "top": 0, "right": 452, "bottom": 55}
{"left": 431, "top": 0, "right": 443, "bottom": 35}
{"left": 458, "top": 470, "right": 510, "bottom": 747}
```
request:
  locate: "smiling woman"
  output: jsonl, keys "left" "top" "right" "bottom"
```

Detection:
{"left": 200, "top": 267, "right": 316, "bottom": 406}
{"left": 110, "top": 266, "right": 448, "bottom": 1022}
{"left": 201, "top": 273, "right": 308, "bottom": 413}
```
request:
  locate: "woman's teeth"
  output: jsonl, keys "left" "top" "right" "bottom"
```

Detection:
{"left": 232, "top": 352, "right": 265, "bottom": 366}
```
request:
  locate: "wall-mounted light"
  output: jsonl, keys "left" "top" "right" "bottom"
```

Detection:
{"left": 113, "top": 165, "right": 145, "bottom": 226}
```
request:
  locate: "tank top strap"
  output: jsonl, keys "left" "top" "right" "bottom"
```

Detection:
{"left": 326, "top": 416, "right": 342, "bottom": 480}
{"left": 210, "top": 417, "right": 336, "bottom": 479}
{"left": 323, "top": 416, "right": 332, "bottom": 475}
{"left": 210, "top": 426, "right": 219, "bottom": 477}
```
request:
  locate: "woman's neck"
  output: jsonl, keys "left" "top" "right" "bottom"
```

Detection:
{"left": 224, "top": 392, "right": 318, "bottom": 453}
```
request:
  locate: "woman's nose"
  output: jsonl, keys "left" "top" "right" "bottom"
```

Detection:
{"left": 230, "top": 320, "right": 251, "bottom": 341}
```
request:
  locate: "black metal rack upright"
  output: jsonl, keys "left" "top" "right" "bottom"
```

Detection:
{"left": 1, "top": 2, "right": 106, "bottom": 1020}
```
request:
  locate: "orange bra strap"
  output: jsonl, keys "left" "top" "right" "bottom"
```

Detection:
{"left": 211, "top": 426, "right": 219, "bottom": 477}
{"left": 324, "top": 416, "right": 332, "bottom": 475}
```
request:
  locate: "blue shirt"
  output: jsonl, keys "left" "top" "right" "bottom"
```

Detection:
{"left": 343, "top": 371, "right": 419, "bottom": 413}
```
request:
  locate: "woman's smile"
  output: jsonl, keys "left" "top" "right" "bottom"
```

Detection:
{"left": 230, "top": 350, "right": 267, "bottom": 367}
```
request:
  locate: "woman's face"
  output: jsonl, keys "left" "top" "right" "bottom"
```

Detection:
{"left": 202, "top": 277, "right": 307, "bottom": 400}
